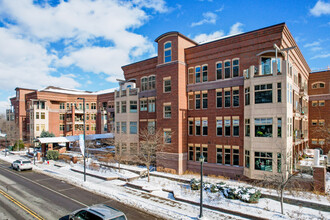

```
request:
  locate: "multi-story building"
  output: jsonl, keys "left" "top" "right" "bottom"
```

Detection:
{"left": 121, "top": 23, "right": 311, "bottom": 179}
{"left": 308, "top": 70, "right": 330, "bottom": 154}
{"left": 10, "top": 86, "right": 115, "bottom": 143}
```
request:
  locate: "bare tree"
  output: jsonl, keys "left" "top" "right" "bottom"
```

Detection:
{"left": 138, "top": 128, "right": 167, "bottom": 182}
{"left": 0, "top": 114, "right": 20, "bottom": 150}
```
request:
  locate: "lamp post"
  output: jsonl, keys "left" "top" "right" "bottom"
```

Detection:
{"left": 77, "top": 97, "right": 86, "bottom": 182}
{"left": 199, "top": 155, "right": 205, "bottom": 219}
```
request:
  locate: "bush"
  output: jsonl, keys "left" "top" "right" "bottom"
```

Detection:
{"left": 46, "top": 150, "right": 59, "bottom": 160}
{"left": 238, "top": 187, "right": 261, "bottom": 203}
{"left": 13, "top": 140, "right": 25, "bottom": 151}
{"left": 190, "top": 178, "right": 201, "bottom": 190}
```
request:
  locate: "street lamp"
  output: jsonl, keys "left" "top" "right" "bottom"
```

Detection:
{"left": 199, "top": 155, "right": 205, "bottom": 218}
{"left": 77, "top": 97, "right": 86, "bottom": 182}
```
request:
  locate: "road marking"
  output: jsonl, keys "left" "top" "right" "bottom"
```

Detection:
{"left": 0, "top": 163, "right": 88, "bottom": 207}
{"left": 0, "top": 188, "right": 45, "bottom": 220}
{"left": 35, "top": 178, "right": 54, "bottom": 182}
{"left": 58, "top": 187, "right": 76, "bottom": 192}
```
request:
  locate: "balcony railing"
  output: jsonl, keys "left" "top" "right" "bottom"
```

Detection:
{"left": 244, "top": 60, "right": 291, "bottom": 79}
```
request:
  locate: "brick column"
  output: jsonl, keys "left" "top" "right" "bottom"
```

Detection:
{"left": 313, "top": 166, "right": 326, "bottom": 193}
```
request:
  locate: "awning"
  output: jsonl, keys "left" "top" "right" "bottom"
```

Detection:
{"left": 37, "top": 133, "right": 114, "bottom": 144}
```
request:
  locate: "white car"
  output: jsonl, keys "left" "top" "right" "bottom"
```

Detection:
{"left": 11, "top": 159, "right": 33, "bottom": 171}
{"left": 69, "top": 204, "right": 127, "bottom": 220}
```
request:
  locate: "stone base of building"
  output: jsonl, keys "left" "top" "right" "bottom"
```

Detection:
{"left": 156, "top": 152, "right": 187, "bottom": 174}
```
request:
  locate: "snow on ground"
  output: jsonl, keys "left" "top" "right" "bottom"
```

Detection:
{"left": 0, "top": 151, "right": 329, "bottom": 220}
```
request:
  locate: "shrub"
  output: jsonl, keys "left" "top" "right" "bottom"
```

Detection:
{"left": 13, "top": 140, "right": 25, "bottom": 151}
{"left": 190, "top": 178, "right": 201, "bottom": 190}
{"left": 46, "top": 150, "right": 59, "bottom": 160}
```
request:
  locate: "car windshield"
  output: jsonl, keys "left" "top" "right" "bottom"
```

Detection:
{"left": 112, "top": 215, "right": 126, "bottom": 220}
{"left": 23, "top": 161, "right": 31, "bottom": 164}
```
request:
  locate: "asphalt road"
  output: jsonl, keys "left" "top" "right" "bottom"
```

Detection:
{"left": 0, "top": 159, "right": 161, "bottom": 220}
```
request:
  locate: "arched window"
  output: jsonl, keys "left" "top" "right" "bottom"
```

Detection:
{"left": 148, "top": 75, "right": 156, "bottom": 90}
{"left": 141, "top": 77, "right": 148, "bottom": 91}
{"left": 164, "top": 41, "right": 172, "bottom": 63}
{"left": 312, "top": 82, "right": 325, "bottom": 89}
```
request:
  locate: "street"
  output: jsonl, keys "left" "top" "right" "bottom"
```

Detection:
{"left": 0, "top": 159, "right": 161, "bottom": 220}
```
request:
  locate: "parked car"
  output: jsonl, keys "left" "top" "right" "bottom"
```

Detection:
{"left": 11, "top": 159, "right": 32, "bottom": 171}
{"left": 69, "top": 204, "right": 127, "bottom": 220}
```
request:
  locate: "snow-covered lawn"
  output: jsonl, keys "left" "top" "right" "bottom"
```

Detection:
{"left": 1, "top": 151, "right": 329, "bottom": 220}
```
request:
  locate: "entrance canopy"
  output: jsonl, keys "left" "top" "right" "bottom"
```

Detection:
{"left": 37, "top": 133, "right": 114, "bottom": 144}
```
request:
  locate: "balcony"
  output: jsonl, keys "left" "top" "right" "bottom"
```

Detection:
{"left": 244, "top": 60, "right": 290, "bottom": 79}
{"left": 129, "top": 88, "right": 138, "bottom": 96}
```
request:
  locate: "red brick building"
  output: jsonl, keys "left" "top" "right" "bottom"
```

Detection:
{"left": 308, "top": 70, "right": 330, "bottom": 154}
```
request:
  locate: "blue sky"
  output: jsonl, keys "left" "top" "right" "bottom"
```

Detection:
{"left": 0, "top": 0, "right": 329, "bottom": 113}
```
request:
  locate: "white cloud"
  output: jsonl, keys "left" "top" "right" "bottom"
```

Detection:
{"left": 304, "top": 41, "right": 321, "bottom": 47}
{"left": 0, "top": 101, "right": 11, "bottom": 114}
{"left": 215, "top": 5, "right": 225, "bottom": 12}
{"left": 132, "top": 0, "right": 168, "bottom": 13}
{"left": 193, "top": 31, "right": 225, "bottom": 43}
{"left": 310, "top": 0, "right": 330, "bottom": 16}
{"left": 191, "top": 12, "right": 217, "bottom": 27}
{"left": 311, "top": 53, "right": 330, "bottom": 59}
{"left": 228, "top": 22, "right": 243, "bottom": 36}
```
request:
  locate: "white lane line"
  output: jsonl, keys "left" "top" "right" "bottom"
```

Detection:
{"left": 58, "top": 187, "right": 76, "bottom": 192}
{"left": 0, "top": 165, "right": 87, "bottom": 207}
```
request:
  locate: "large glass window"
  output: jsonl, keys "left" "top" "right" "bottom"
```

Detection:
{"left": 148, "top": 99, "right": 155, "bottom": 112}
{"left": 233, "top": 89, "right": 239, "bottom": 107}
{"left": 130, "top": 122, "right": 137, "bottom": 134}
{"left": 202, "top": 93, "right": 208, "bottom": 109}
{"left": 233, "top": 59, "right": 239, "bottom": 77}
{"left": 255, "top": 84, "right": 272, "bottom": 104}
{"left": 195, "top": 66, "right": 201, "bottom": 83}
{"left": 225, "top": 90, "right": 231, "bottom": 107}
{"left": 164, "top": 42, "right": 172, "bottom": 63}
{"left": 202, "top": 65, "right": 208, "bottom": 82}
{"left": 245, "top": 87, "right": 250, "bottom": 106}
{"left": 121, "top": 122, "right": 127, "bottom": 134}
{"left": 224, "top": 61, "right": 231, "bottom": 78}
{"left": 217, "top": 147, "right": 223, "bottom": 164}
{"left": 141, "top": 77, "right": 148, "bottom": 91}
{"left": 130, "top": 101, "right": 137, "bottom": 113}
{"left": 164, "top": 104, "right": 171, "bottom": 118}
{"left": 225, "top": 119, "right": 231, "bottom": 136}
{"left": 195, "top": 94, "right": 201, "bottom": 109}
{"left": 140, "top": 100, "right": 147, "bottom": 111}
{"left": 149, "top": 75, "right": 155, "bottom": 90}
{"left": 216, "top": 62, "right": 222, "bottom": 80}
{"left": 255, "top": 152, "right": 273, "bottom": 171}
{"left": 233, "top": 119, "right": 239, "bottom": 136}
{"left": 255, "top": 118, "right": 273, "bottom": 137}
{"left": 202, "top": 120, "right": 208, "bottom": 136}
{"left": 195, "top": 120, "right": 201, "bottom": 135}
{"left": 217, "top": 119, "right": 223, "bottom": 136}
{"left": 261, "top": 57, "right": 271, "bottom": 75}
{"left": 216, "top": 91, "right": 222, "bottom": 108}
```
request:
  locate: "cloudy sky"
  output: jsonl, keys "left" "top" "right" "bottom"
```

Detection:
{"left": 0, "top": 0, "right": 329, "bottom": 112}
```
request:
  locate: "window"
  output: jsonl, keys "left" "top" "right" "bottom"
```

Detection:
{"left": 164, "top": 78, "right": 171, "bottom": 93}
{"left": 319, "top": 139, "right": 325, "bottom": 145}
{"left": 202, "top": 65, "right": 208, "bottom": 82}
{"left": 116, "top": 122, "right": 120, "bottom": 134}
{"left": 140, "top": 100, "right": 147, "bottom": 111}
{"left": 312, "top": 101, "right": 318, "bottom": 107}
{"left": 86, "top": 103, "right": 89, "bottom": 110}
{"left": 91, "top": 103, "right": 96, "bottom": 110}
{"left": 188, "top": 68, "right": 194, "bottom": 84}
{"left": 245, "top": 88, "right": 250, "bottom": 106}
{"left": 41, "top": 112, "right": 45, "bottom": 119}
{"left": 312, "top": 82, "right": 325, "bottom": 89}
{"left": 255, "top": 152, "right": 273, "bottom": 171}
{"left": 195, "top": 94, "right": 201, "bottom": 109}
{"left": 277, "top": 83, "right": 281, "bottom": 103}
{"left": 224, "top": 61, "right": 231, "bottom": 78}
{"left": 188, "top": 94, "right": 194, "bottom": 110}
{"left": 66, "top": 103, "right": 70, "bottom": 110}
{"left": 41, "top": 124, "right": 45, "bottom": 131}
{"left": 277, "top": 153, "right": 281, "bottom": 173}
{"left": 245, "top": 150, "right": 250, "bottom": 168}
{"left": 277, "top": 118, "right": 282, "bottom": 137}
{"left": 255, "top": 84, "right": 272, "bottom": 104}
{"left": 148, "top": 121, "right": 155, "bottom": 134}
{"left": 261, "top": 57, "right": 280, "bottom": 75}
{"left": 233, "top": 89, "right": 239, "bottom": 107}
{"left": 121, "top": 122, "right": 127, "bottom": 134}
{"left": 36, "top": 124, "right": 40, "bottom": 131}
{"left": 216, "top": 119, "right": 223, "bottom": 136}
{"left": 202, "top": 119, "right": 208, "bottom": 136}
{"left": 130, "top": 101, "right": 137, "bottom": 113}
{"left": 232, "top": 59, "right": 239, "bottom": 77}
{"left": 121, "top": 101, "right": 127, "bottom": 113}
{"left": 164, "top": 104, "right": 171, "bottom": 118}
{"left": 130, "top": 122, "right": 137, "bottom": 134}
{"left": 195, "top": 119, "right": 201, "bottom": 135}
{"left": 60, "top": 103, "right": 65, "bottom": 109}
{"left": 91, "top": 114, "right": 96, "bottom": 120}
{"left": 225, "top": 90, "right": 231, "bottom": 107}
{"left": 195, "top": 66, "right": 201, "bottom": 83}
{"left": 319, "top": 100, "right": 325, "bottom": 106}
{"left": 164, "top": 42, "right": 172, "bottom": 63}
{"left": 60, "top": 124, "right": 64, "bottom": 131}
{"left": 216, "top": 91, "right": 222, "bottom": 108}
{"left": 225, "top": 119, "right": 231, "bottom": 136}
{"left": 202, "top": 93, "right": 208, "bottom": 109}
{"left": 188, "top": 120, "right": 193, "bottom": 135}
{"left": 116, "top": 102, "right": 120, "bottom": 113}
{"left": 255, "top": 118, "right": 273, "bottom": 137}
{"left": 164, "top": 130, "right": 172, "bottom": 143}
{"left": 233, "top": 147, "right": 239, "bottom": 165}
{"left": 225, "top": 148, "right": 231, "bottom": 165}
{"left": 67, "top": 125, "right": 71, "bottom": 131}
{"left": 141, "top": 77, "right": 148, "bottom": 91}
{"left": 233, "top": 118, "right": 239, "bottom": 136}
{"left": 79, "top": 103, "right": 82, "bottom": 110}
{"left": 189, "top": 145, "right": 194, "bottom": 161}
{"left": 202, "top": 146, "right": 208, "bottom": 162}
{"left": 60, "top": 114, "right": 64, "bottom": 120}
{"left": 40, "top": 101, "right": 45, "bottom": 109}
{"left": 195, "top": 146, "right": 201, "bottom": 161}
{"left": 149, "top": 75, "right": 155, "bottom": 90}
{"left": 147, "top": 99, "right": 155, "bottom": 112}
{"left": 312, "top": 139, "right": 317, "bottom": 144}
{"left": 216, "top": 62, "right": 222, "bottom": 80}
{"left": 217, "top": 146, "right": 223, "bottom": 164}
{"left": 319, "top": 119, "right": 325, "bottom": 126}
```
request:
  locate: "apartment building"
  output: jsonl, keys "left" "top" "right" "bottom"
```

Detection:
{"left": 308, "top": 70, "right": 330, "bottom": 154}
{"left": 10, "top": 86, "right": 114, "bottom": 143}
{"left": 121, "top": 23, "right": 311, "bottom": 179}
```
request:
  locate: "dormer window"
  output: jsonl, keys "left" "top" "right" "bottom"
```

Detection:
{"left": 164, "top": 41, "right": 172, "bottom": 63}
